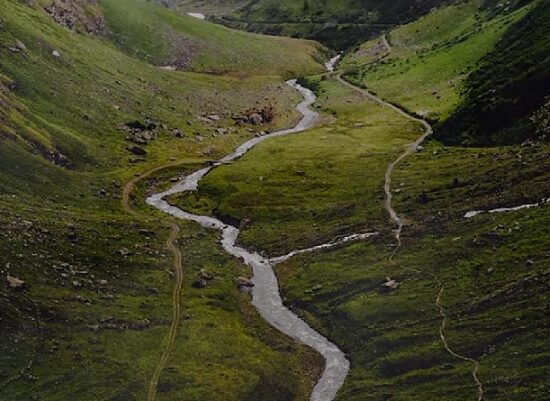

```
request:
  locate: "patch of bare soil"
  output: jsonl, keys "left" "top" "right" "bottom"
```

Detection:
{"left": 42, "top": 0, "right": 105, "bottom": 35}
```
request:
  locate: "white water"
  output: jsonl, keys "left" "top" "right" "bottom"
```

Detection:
{"left": 187, "top": 12, "right": 206, "bottom": 20}
{"left": 325, "top": 54, "right": 342, "bottom": 72}
{"left": 271, "top": 233, "right": 378, "bottom": 265}
{"left": 464, "top": 198, "right": 549, "bottom": 218}
{"left": 147, "top": 80, "right": 352, "bottom": 401}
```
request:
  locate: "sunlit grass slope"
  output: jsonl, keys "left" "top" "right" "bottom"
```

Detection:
{"left": 100, "top": 0, "right": 324, "bottom": 76}
{"left": 341, "top": 0, "right": 532, "bottom": 121}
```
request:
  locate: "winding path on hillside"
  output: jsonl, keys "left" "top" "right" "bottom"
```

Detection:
{"left": 122, "top": 165, "right": 185, "bottom": 401}
{"left": 337, "top": 35, "right": 484, "bottom": 401}
{"left": 336, "top": 75, "right": 432, "bottom": 254}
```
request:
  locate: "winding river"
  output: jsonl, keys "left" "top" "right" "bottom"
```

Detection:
{"left": 146, "top": 80, "right": 350, "bottom": 401}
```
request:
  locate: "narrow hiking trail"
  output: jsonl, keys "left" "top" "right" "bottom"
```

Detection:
{"left": 146, "top": 223, "right": 184, "bottom": 401}
{"left": 335, "top": 76, "right": 432, "bottom": 254}
{"left": 338, "top": 35, "right": 484, "bottom": 401}
{"left": 436, "top": 282, "right": 484, "bottom": 401}
{"left": 122, "top": 167, "right": 185, "bottom": 401}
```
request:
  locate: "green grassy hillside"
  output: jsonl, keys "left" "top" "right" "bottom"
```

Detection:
{"left": 170, "top": 64, "right": 550, "bottom": 401}
{"left": 341, "top": 0, "right": 533, "bottom": 122}
{"left": 101, "top": 0, "right": 324, "bottom": 76}
{"left": 168, "top": 77, "right": 419, "bottom": 254}
{"left": 0, "top": 1, "right": 325, "bottom": 400}
{"left": 437, "top": 1, "right": 550, "bottom": 146}
{"left": 165, "top": 0, "right": 458, "bottom": 49}
{"left": 341, "top": 0, "right": 548, "bottom": 146}
{"left": 2, "top": 0, "right": 548, "bottom": 400}
{"left": 160, "top": 1, "right": 550, "bottom": 398}
{"left": 156, "top": 0, "right": 248, "bottom": 16}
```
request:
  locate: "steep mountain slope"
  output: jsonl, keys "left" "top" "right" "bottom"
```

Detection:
{"left": 437, "top": 0, "right": 550, "bottom": 146}
{"left": 340, "top": 0, "right": 548, "bottom": 146}
{"left": 101, "top": 0, "right": 324, "bottom": 75}
{"left": 0, "top": 1, "right": 325, "bottom": 400}
{"left": 164, "top": 0, "right": 457, "bottom": 48}
{"left": 341, "top": 0, "right": 535, "bottom": 122}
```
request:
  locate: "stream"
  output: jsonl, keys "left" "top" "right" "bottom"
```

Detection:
{"left": 146, "top": 80, "right": 351, "bottom": 401}
{"left": 464, "top": 198, "right": 549, "bottom": 218}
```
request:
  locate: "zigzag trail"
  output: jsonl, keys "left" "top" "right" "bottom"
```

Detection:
{"left": 436, "top": 280, "right": 484, "bottom": 401}
{"left": 337, "top": 35, "right": 484, "bottom": 400}
{"left": 122, "top": 164, "right": 185, "bottom": 401}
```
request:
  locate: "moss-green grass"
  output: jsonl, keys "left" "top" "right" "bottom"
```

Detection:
{"left": 174, "top": 74, "right": 550, "bottom": 399}
{"left": 0, "top": 0, "right": 323, "bottom": 202}
{"left": 168, "top": 76, "right": 422, "bottom": 254}
{"left": 341, "top": 0, "right": 532, "bottom": 121}
{"left": 204, "top": 0, "right": 458, "bottom": 49}
{"left": 276, "top": 199, "right": 550, "bottom": 401}
{"left": 100, "top": 0, "right": 324, "bottom": 77}
{"left": 161, "top": 30, "right": 550, "bottom": 401}
{"left": 0, "top": 200, "right": 322, "bottom": 401}
{"left": 2, "top": 0, "right": 549, "bottom": 400}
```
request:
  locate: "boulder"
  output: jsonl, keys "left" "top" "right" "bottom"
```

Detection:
{"left": 117, "top": 247, "right": 133, "bottom": 256}
{"left": 381, "top": 277, "right": 399, "bottom": 293}
{"left": 6, "top": 276, "right": 26, "bottom": 291}
{"left": 248, "top": 113, "right": 263, "bottom": 125}
{"left": 127, "top": 145, "right": 146, "bottom": 156}
{"left": 192, "top": 278, "right": 208, "bottom": 289}
{"left": 138, "top": 228, "right": 155, "bottom": 237}
{"left": 417, "top": 191, "right": 430, "bottom": 204}
{"left": 236, "top": 276, "right": 254, "bottom": 288}
{"left": 15, "top": 39, "right": 26, "bottom": 51}
{"left": 199, "top": 269, "right": 214, "bottom": 280}
{"left": 202, "top": 146, "right": 215, "bottom": 156}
